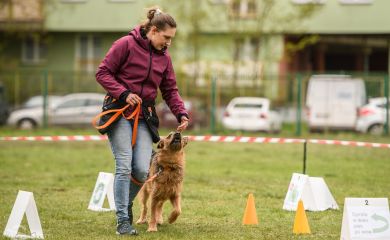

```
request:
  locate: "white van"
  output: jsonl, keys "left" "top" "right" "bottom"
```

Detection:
{"left": 305, "top": 75, "right": 366, "bottom": 131}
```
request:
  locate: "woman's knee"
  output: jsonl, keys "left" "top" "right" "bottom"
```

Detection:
{"left": 116, "top": 165, "right": 132, "bottom": 176}
{"left": 131, "top": 167, "right": 149, "bottom": 183}
{"left": 115, "top": 157, "right": 132, "bottom": 175}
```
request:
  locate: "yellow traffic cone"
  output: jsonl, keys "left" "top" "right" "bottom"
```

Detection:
{"left": 293, "top": 200, "right": 311, "bottom": 234}
{"left": 242, "top": 193, "right": 258, "bottom": 225}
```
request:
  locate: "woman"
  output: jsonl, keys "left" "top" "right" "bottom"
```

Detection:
{"left": 96, "top": 7, "right": 189, "bottom": 235}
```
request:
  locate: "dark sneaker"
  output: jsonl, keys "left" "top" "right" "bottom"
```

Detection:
{"left": 116, "top": 221, "right": 138, "bottom": 235}
{"left": 128, "top": 202, "right": 133, "bottom": 225}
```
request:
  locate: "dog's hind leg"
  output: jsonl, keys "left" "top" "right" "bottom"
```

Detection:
{"left": 168, "top": 195, "right": 181, "bottom": 224}
{"left": 136, "top": 186, "right": 149, "bottom": 224}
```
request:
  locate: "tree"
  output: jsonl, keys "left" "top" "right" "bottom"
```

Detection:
{"left": 160, "top": 0, "right": 319, "bottom": 84}
{"left": 228, "top": 0, "right": 320, "bottom": 87}
{"left": 159, "top": 0, "right": 207, "bottom": 84}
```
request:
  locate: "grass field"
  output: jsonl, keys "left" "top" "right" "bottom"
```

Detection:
{"left": 1, "top": 128, "right": 390, "bottom": 239}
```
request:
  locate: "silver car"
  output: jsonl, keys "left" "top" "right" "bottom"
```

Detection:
{"left": 7, "top": 93, "right": 105, "bottom": 129}
{"left": 356, "top": 97, "right": 390, "bottom": 135}
{"left": 20, "top": 95, "right": 63, "bottom": 109}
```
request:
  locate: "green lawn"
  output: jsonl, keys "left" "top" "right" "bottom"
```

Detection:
{"left": 0, "top": 128, "right": 390, "bottom": 239}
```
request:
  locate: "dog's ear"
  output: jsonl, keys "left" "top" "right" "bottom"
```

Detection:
{"left": 157, "top": 139, "right": 164, "bottom": 149}
{"left": 182, "top": 137, "right": 189, "bottom": 147}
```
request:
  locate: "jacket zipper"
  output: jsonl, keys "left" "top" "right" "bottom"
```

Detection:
{"left": 140, "top": 44, "right": 153, "bottom": 98}
{"left": 141, "top": 44, "right": 154, "bottom": 118}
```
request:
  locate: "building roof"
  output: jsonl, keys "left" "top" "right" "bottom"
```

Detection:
{"left": 299, "top": 0, "right": 390, "bottom": 34}
{"left": 45, "top": 0, "right": 145, "bottom": 32}
{"left": 43, "top": 0, "right": 390, "bottom": 34}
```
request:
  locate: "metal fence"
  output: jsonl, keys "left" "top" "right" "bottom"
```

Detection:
{"left": 0, "top": 69, "right": 389, "bottom": 135}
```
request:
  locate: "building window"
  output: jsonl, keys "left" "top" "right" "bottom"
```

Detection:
{"left": 61, "top": 0, "right": 87, "bottom": 3}
{"left": 234, "top": 37, "right": 260, "bottom": 62}
{"left": 230, "top": 0, "right": 257, "bottom": 19}
{"left": 22, "top": 36, "right": 47, "bottom": 64}
{"left": 0, "top": 0, "right": 43, "bottom": 22}
{"left": 234, "top": 38, "right": 244, "bottom": 61}
{"left": 208, "top": 0, "right": 229, "bottom": 4}
{"left": 76, "top": 35, "right": 102, "bottom": 72}
{"left": 108, "top": 0, "right": 135, "bottom": 2}
{"left": 291, "top": 0, "right": 326, "bottom": 4}
{"left": 249, "top": 38, "right": 260, "bottom": 61}
{"left": 247, "top": 0, "right": 257, "bottom": 16}
{"left": 339, "top": 0, "right": 373, "bottom": 4}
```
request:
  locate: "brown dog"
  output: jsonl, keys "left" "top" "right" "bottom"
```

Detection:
{"left": 136, "top": 131, "right": 188, "bottom": 232}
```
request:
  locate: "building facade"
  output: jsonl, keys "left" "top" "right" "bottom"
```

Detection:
{"left": 1, "top": 0, "right": 389, "bottom": 101}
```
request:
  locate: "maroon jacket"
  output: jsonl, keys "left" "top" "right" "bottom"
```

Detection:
{"left": 96, "top": 26, "right": 188, "bottom": 122}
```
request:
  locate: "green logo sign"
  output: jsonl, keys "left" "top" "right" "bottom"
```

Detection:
{"left": 93, "top": 182, "right": 105, "bottom": 204}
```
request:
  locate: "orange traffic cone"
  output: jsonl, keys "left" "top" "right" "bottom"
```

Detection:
{"left": 242, "top": 193, "right": 258, "bottom": 225}
{"left": 293, "top": 200, "right": 311, "bottom": 234}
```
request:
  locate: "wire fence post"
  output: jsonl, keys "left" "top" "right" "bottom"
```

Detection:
{"left": 14, "top": 71, "right": 20, "bottom": 108}
{"left": 42, "top": 70, "right": 49, "bottom": 128}
{"left": 384, "top": 74, "right": 389, "bottom": 135}
{"left": 210, "top": 74, "right": 217, "bottom": 134}
{"left": 303, "top": 140, "right": 307, "bottom": 175}
{"left": 295, "top": 73, "right": 302, "bottom": 136}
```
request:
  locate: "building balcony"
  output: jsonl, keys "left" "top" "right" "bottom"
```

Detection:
{"left": 0, "top": 0, "right": 44, "bottom": 30}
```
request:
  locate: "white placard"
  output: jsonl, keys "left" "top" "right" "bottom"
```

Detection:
{"left": 3, "top": 190, "right": 44, "bottom": 239}
{"left": 283, "top": 173, "right": 309, "bottom": 210}
{"left": 339, "top": 0, "right": 373, "bottom": 5}
{"left": 88, "top": 172, "right": 116, "bottom": 212}
{"left": 301, "top": 176, "right": 339, "bottom": 211}
{"left": 341, "top": 198, "right": 390, "bottom": 240}
{"left": 283, "top": 173, "right": 339, "bottom": 211}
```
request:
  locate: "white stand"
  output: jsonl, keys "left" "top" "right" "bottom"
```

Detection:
{"left": 341, "top": 198, "right": 390, "bottom": 240}
{"left": 283, "top": 173, "right": 339, "bottom": 211}
{"left": 88, "top": 172, "right": 116, "bottom": 212}
{"left": 3, "top": 191, "right": 44, "bottom": 239}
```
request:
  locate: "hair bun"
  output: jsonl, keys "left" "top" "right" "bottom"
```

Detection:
{"left": 142, "top": 6, "right": 175, "bottom": 32}
{"left": 147, "top": 8, "right": 163, "bottom": 20}
{"left": 147, "top": 9, "right": 156, "bottom": 20}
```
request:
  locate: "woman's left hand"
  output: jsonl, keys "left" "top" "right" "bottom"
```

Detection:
{"left": 177, "top": 116, "right": 189, "bottom": 132}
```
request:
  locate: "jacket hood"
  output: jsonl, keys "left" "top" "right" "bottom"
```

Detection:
{"left": 129, "top": 26, "right": 166, "bottom": 54}
{"left": 129, "top": 26, "right": 149, "bottom": 51}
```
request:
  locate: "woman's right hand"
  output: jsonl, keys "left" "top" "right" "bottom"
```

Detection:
{"left": 125, "top": 93, "right": 142, "bottom": 106}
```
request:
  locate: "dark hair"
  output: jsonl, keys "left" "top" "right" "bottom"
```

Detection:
{"left": 142, "top": 7, "right": 177, "bottom": 33}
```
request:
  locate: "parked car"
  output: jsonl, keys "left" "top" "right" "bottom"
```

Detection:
{"left": 306, "top": 75, "right": 366, "bottom": 132}
{"left": 222, "top": 97, "right": 282, "bottom": 132}
{"left": 156, "top": 100, "right": 207, "bottom": 130}
{"left": 7, "top": 93, "right": 105, "bottom": 129}
{"left": 356, "top": 97, "right": 390, "bottom": 135}
{"left": 20, "top": 95, "right": 63, "bottom": 109}
{"left": 0, "top": 83, "right": 10, "bottom": 125}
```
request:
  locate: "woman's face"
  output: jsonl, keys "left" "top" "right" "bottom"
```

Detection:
{"left": 149, "top": 26, "right": 176, "bottom": 50}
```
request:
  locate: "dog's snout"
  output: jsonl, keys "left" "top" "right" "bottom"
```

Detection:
{"left": 170, "top": 132, "right": 182, "bottom": 150}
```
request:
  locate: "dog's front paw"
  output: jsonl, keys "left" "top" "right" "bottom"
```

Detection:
{"left": 147, "top": 226, "right": 157, "bottom": 232}
{"left": 136, "top": 218, "right": 147, "bottom": 225}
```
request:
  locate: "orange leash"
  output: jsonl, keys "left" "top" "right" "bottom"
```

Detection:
{"left": 92, "top": 103, "right": 141, "bottom": 146}
{"left": 130, "top": 167, "right": 163, "bottom": 186}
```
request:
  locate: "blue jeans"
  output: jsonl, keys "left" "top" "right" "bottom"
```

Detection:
{"left": 107, "top": 117, "right": 153, "bottom": 223}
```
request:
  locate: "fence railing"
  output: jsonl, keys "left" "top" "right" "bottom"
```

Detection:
{"left": 0, "top": 70, "right": 388, "bottom": 135}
